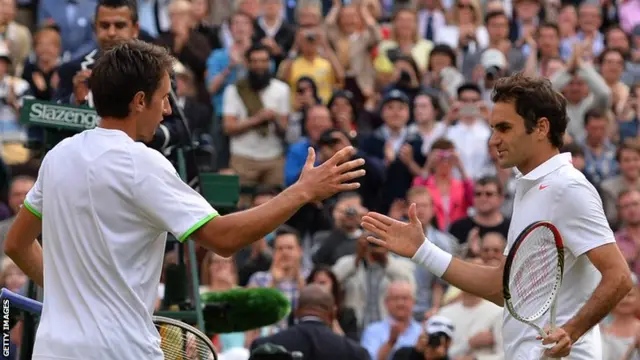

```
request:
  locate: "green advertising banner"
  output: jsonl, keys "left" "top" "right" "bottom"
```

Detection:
{"left": 19, "top": 99, "right": 99, "bottom": 131}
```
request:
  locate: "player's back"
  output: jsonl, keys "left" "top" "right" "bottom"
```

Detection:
{"left": 30, "top": 128, "right": 165, "bottom": 359}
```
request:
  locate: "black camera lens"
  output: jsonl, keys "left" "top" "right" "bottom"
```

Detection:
{"left": 345, "top": 207, "right": 357, "bottom": 217}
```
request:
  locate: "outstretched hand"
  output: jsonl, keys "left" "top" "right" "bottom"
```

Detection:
{"left": 361, "top": 203, "right": 426, "bottom": 258}
{"left": 296, "top": 146, "right": 365, "bottom": 203}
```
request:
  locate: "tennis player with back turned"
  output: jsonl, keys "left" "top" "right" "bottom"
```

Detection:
{"left": 361, "top": 74, "right": 632, "bottom": 359}
{"left": 3, "top": 40, "right": 365, "bottom": 360}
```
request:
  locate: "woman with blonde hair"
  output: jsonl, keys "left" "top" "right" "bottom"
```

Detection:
{"left": 435, "top": 0, "right": 488, "bottom": 52}
{"left": 374, "top": 8, "right": 433, "bottom": 87}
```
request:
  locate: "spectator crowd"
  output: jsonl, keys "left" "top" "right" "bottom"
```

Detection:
{"left": 1, "top": 0, "right": 640, "bottom": 359}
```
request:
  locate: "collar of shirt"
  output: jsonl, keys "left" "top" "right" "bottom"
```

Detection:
{"left": 516, "top": 152, "right": 572, "bottom": 182}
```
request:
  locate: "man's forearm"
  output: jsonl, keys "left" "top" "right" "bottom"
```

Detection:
{"left": 7, "top": 242, "right": 43, "bottom": 288}
{"left": 441, "top": 258, "right": 504, "bottom": 306}
{"left": 196, "top": 184, "right": 311, "bottom": 256}
{"left": 563, "top": 270, "right": 632, "bottom": 342}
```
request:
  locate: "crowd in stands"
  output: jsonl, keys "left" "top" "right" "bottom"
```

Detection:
{"left": 1, "top": 0, "right": 640, "bottom": 359}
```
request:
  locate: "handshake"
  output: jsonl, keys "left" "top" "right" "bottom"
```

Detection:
{"left": 360, "top": 204, "right": 453, "bottom": 277}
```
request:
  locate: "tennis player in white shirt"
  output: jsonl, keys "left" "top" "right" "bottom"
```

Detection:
{"left": 3, "top": 41, "right": 365, "bottom": 360}
{"left": 361, "top": 74, "right": 632, "bottom": 359}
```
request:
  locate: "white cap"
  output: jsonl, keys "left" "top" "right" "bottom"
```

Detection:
{"left": 425, "top": 315, "right": 455, "bottom": 338}
{"left": 480, "top": 48, "right": 507, "bottom": 70}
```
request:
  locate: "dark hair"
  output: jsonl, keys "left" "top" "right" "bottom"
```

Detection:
{"left": 561, "top": 142, "right": 584, "bottom": 157}
{"left": 616, "top": 139, "right": 640, "bottom": 162}
{"left": 230, "top": 10, "right": 253, "bottom": 24}
{"left": 598, "top": 48, "right": 626, "bottom": 68}
{"left": 475, "top": 176, "right": 503, "bottom": 195}
{"left": 89, "top": 40, "right": 175, "bottom": 119}
{"left": 430, "top": 137, "right": 455, "bottom": 151}
{"left": 536, "top": 21, "right": 560, "bottom": 40}
{"left": 274, "top": 224, "right": 301, "bottom": 245}
{"left": 428, "top": 45, "right": 457, "bottom": 71}
{"left": 583, "top": 108, "right": 607, "bottom": 126}
{"left": 95, "top": 0, "right": 138, "bottom": 24}
{"left": 492, "top": 73, "right": 568, "bottom": 148}
{"left": 245, "top": 42, "right": 271, "bottom": 60}
{"left": 484, "top": 10, "right": 507, "bottom": 24}
{"left": 306, "top": 265, "right": 343, "bottom": 309}
{"left": 457, "top": 83, "right": 482, "bottom": 98}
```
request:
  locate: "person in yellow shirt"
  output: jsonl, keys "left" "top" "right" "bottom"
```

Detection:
{"left": 277, "top": 27, "right": 345, "bottom": 105}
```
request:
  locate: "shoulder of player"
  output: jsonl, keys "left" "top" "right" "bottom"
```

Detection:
{"left": 128, "top": 144, "right": 177, "bottom": 175}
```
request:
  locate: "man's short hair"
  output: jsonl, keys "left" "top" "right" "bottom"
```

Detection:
{"left": 484, "top": 10, "right": 507, "bottom": 25}
{"left": 89, "top": 40, "right": 175, "bottom": 119}
{"left": 616, "top": 139, "right": 640, "bottom": 162}
{"left": 475, "top": 176, "right": 503, "bottom": 195}
{"left": 245, "top": 42, "right": 271, "bottom": 60}
{"left": 274, "top": 224, "right": 301, "bottom": 245}
{"left": 492, "top": 73, "right": 568, "bottom": 149}
{"left": 96, "top": 0, "right": 139, "bottom": 24}
{"left": 583, "top": 108, "right": 607, "bottom": 126}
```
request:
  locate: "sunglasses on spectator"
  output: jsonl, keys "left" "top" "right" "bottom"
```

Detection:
{"left": 474, "top": 191, "right": 497, "bottom": 197}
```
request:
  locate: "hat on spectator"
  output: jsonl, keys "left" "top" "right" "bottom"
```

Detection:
{"left": 381, "top": 89, "right": 410, "bottom": 108}
{"left": 480, "top": 48, "right": 507, "bottom": 70}
{"left": 0, "top": 41, "right": 10, "bottom": 64}
{"left": 425, "top": 315, "right": 455, "bottom": 338}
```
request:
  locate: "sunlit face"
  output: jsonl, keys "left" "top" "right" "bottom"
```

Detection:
{"left": 489, "top": 101, "right": 539, "bottom": 169}
{"left": 607, "top": 29, "right": 630, "bottom": 53}
{"left": 474, "top": 183, "right": 502, "bottom": 215}
{"left": 330, "top": 97, "right": 353, "bottom": 119}
{"left": 297, "top": 7, "right": 321, "bottom": 27}
{"left": 35, "top": 29, "right": 61, "bottom": 62}
{"left": 338, "top": 6, "right": 360, "bottom": 34}
{"left": 600, "top": 51, "right": 624, "bottom": 83}
{"left": 585, "top": 117, "right": 607, "bottom": 144}
{"left": 9, "top": 179, "right": 34, "bottom": 214}
{"left": 414, "top": 95, "right": 435, "bottom": 124}
{"left": 385, "top": 283, "right": 415, "bottom": 321}
{"left": 618, "top": 191, "right": 640, "bottom": 226}
{"left": 230, "top": 13, "right": 253, "bottom": 41}
{"left": 305, "top": 106, "right": 333, "bottom": 143}
{"left": 486, "top": 14, "right": 509, "bottom": 42}
{"left": 538, "top": 27, "right": 560, "bottom": 56}
{"left": 262, "top": 0, "right": 281, "bottom": 19}
{"left": 408, "top": 193, "right": 433, "bottom": 226}
{"left": 620, "top": 148, "right": 640, "bottom": 180}
{"left": 393, "top": 10, "right": 417, "bottom": 40}
{"left": 95, "top": 6, "right": 139, "bottom": 51}
{"left": 136, "top": 72, "right": 172, "bottom": 142}
{"left": 273, "top": 234, "right": 301, "bottom": 268}
{"left": 514, "top": 0, "right": 540, "bottom": 22}
{"left": 312, "top": 271, "right": 334, "bottom": 294}
{"left": 430, "top": 53, "right": 453, "bottom": 75}
{"left": 382, "top": 101, "right": 410, "bottom": 130}
{"left": 480, "top": 233, "right": 505, "bottom": 265}
{"left": 456, "top": 0, "right": 476, "bottom": 24}
{"left": 578, "top": 4, "right": 601, "bottom": 34}
{"left": 191, "top": 0, "right": 208, "bottom": 21}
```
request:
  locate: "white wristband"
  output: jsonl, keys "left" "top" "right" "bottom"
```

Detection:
{"left": 411, "top": 238, "right": 453, "bottom": 278}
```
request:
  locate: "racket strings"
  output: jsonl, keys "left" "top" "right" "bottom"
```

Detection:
{"left": 157, "top": 323, "right": 215, "bottom": 360}
{"left": 509, "top": 227, "right": 560, "bottom": 321}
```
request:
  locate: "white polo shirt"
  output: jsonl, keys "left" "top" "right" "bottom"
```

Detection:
{"left": 24, "top": 128, "right": 218, "bottom": 360}
{"left": 503, "top": 152, "right": 614, "bottom": 360}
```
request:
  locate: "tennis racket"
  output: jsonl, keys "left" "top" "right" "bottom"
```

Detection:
{"left": 0, "top": 288, "right": 218, "bottom": 360}
{"left": 503, "top": 221, "right": 565, "bottom": 360}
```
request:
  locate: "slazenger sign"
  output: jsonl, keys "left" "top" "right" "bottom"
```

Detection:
{"left": 20, "top": 99, "right": 99, "bottom": 131}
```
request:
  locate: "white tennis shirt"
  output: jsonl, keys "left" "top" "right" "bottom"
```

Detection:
{"left": 503, "top": 152, "right": 614, "bottom": 360}
{"left": 23, "top": 128, "right": 218, "bottom": 360}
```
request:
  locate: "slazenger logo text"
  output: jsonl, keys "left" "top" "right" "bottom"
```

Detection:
{"left": 29, "top": 103, "right": 99, "bottom": 129}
